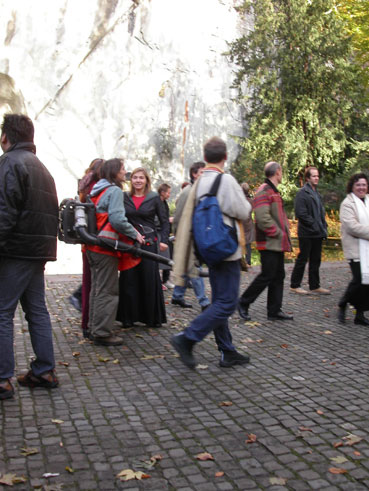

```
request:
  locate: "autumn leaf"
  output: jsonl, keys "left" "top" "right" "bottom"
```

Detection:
{"left": 113, "top": 359, "right": 120, "bottom": 364}
{"left": 343, "top": 433, "right": 363, "bottom": 446}
{"left": 246, "top": 433, "right": 257, "bottom": 444}
{"left": 270, "top": 477, "right": 287, "bottom": 485}
{"left": 316, "top": 410, "right": 324, "bottom": 415}
{"left": 116, "top": 469, "right": 150, "bottom": 481}
{"left": 65, "top": 466, "right": 74, "bottom": 473}
{"left": 135, "top": 334, "right": 144, "bottom": 338}
{"left": 333, "top": 441, "right": 343, "bottom": 448}
{"left": 197, "top": 364, "right": 208, "bottom": 370}
{"left": 72, "top": 352, "right": 80, "bottom": 357}
{"left": 58, "top": 361, "right": 69, "bottom": 367}
{"left": 0, "top": 473, "right": 26, "bottom": 486}
{"left": 329, "top": 467, "right": 347, "bottom": 474}
{"left": 97, "top": 356, "right": 110, "bottom": 363}
{"left": 330, "top": 456, "right": 348, "bottom": 464}
{"left": 20, "top": 447, "right": 39, "bottom": 456}
{"left": 280, "top": 344, "right": 289, "bottom": 349}
{"left": 219, "top": 401, "right": 233, "bottom": 407}
{"left": 354, "top": 451, "right": 361, "bottom": 456}
{"left": 51, "top": 419, "right": 64, "bottom": 424}
{"left": 140, "top": 355, "right": 164, "bottom": 360}
{"left": 299, "top": 426, "right": 313, "bottom": 432}
{"left": 196, "top": 452, "right": 214, "bottom": 461}
{"left": 324, "top": 330, "right": 332, "bottom": 335}
{"left": 215, "top": 471, "right": 224, "bottom": 477}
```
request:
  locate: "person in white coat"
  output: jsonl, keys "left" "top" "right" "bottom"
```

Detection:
{"left": 338, "top": 172, "right": 369, "bottom": 325}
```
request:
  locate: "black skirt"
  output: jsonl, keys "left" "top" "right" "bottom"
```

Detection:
{"left": 116, "top": 240, "right": 167, "bottom": 326}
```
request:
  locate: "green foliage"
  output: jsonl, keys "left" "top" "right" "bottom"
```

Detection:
{"left": 228, "top": 0, "right": 369, "bottom": 190}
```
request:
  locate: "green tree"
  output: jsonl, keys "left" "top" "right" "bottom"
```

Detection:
{"left": 228, "top": 0, "right": 369, "bottom": 199}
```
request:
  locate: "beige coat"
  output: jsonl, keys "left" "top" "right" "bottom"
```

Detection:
{"left": 340, "top": 193, "right": 369, "bottom": 260}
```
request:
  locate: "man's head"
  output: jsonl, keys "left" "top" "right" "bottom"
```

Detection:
{"left": 1, "top": 114, "right": 34, "bottom": 151}
{"left": 189, "top": 161, "right": 205, "bottom": 183}
{"left": 203, "top": 137, "right": 227, "bottom": 165}
{"left": 305, "top": 166, "right": 319, "bottom": 189}
{"left": 264, "top": 161, "right": 282, "bottom": 185}
{"left": 158, "top": 182, "right": 171, "bottom": 201}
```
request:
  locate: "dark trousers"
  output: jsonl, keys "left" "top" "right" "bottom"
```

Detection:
{"left": 184, "top": 260, "right": 240, "bottom": 352}
{"left": 339, "top": 261, "right": 369, "bottom": 312}
{"left": 0, "top": 258, "right": 55, "bottom": 379}
{"left": 240, "top": 250, "right": 285, "bottom": 316}
{"left": 290, "top": 237, "right": 323, "bottom": 290}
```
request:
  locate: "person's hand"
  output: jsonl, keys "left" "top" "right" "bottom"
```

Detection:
{"left": 169, "top": 217, "right": 174, "bottom": 223}
{"left": 159, "top": 242, "right": 168, "bottom": 252}
{"left": 135, "top": 231, "right": 145, "bottom": 244}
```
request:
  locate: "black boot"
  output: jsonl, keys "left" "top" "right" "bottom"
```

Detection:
{"left": 354, "top": 311, "right": 369, "bottom": 326}
{"left": 170, "top": 333, "right": 196, "bottom": 368}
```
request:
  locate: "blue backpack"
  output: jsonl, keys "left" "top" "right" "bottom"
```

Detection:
{"left": 192, "top": 173, "right": 238, "bottom": 266}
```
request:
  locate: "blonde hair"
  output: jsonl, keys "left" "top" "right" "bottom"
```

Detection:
{"left": 129, "top": 167, "right": 151, "bottom": 195}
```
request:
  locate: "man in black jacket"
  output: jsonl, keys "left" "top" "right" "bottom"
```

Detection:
{"left": 0, "top": 114, "right": 59, "bottom": 400}
{"left": 290, "top": 167, "right": 330, "bottom": 295}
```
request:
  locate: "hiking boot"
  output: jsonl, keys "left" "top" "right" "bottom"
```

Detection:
{"left": 0, "top": 378, "right": 14, "bottom": 400}
{"left": 290, "top": 287, "right": 308, "bottom": 295}
{"left": 219, "top": 350, "right": 250, "bottom": 368}
{"left": 92, "top": 335, "right": 124, "bottom": 346}
{"left": 170, "top": 333, "right": 196, "bottom": 369}
{"left": 17, "top": 370, "right": 59, "bottom": 389}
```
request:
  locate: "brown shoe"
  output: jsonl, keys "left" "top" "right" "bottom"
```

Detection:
{"left": 290, "top": 287, "right": 308, "bottom": 295}
{"left": 311, "top": 287, "right": 331, "bottom": 295}
{"left": 93, "top": 335, "right": 123, "bottom": 346}
{"left": 17, "top": 370, "right": 59, "bottom": 389}
{"left": 0, "top": 378, "right": 14, "bottom": 400}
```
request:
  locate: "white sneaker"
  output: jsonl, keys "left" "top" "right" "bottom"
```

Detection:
{"left": 290, "top": 287, "right": 308, "bottom": 295}
{"left": 164, "top": 281, "right": 175, "bottom": 289}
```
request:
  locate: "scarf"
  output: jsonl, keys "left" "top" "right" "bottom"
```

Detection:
{"left": 352, "top": 193, "right": 369, "bottom": 284}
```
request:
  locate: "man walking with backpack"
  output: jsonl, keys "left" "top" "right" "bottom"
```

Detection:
{"left": 171, "top": 137, "right": 251, "bottom": 369}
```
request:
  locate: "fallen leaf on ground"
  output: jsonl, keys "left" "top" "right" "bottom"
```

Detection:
{"left": 97, "top": 356, "right": 110, "bottom": 363}
{"left": 270, "top": 477, "right": 287, "bottom": 485}
{"left": 215, "top": 471, "right": 224, "bottom": 477}
{"left": 343, "top": 433, "right": 363, "bottom": 446}
{"left": 299, "top": 426, "right": 313, "bottom": 432}
{"left": 219, "top": 401, "right": 233, "bottom": 407}
{"left": 65, "top": 466, "right": 74, "bottom": 473}
{"left": 0, "top": 473, "right": 27, "bottom": 486}
{"left": 42, "top": 473, "right": 60, "bottom": 478}
{"left": 330, "top": 456, "right": 348, "bottom": 464}
{"left": 324, "top": 330, "right": 332, "bottom": 335}
{"left": 113, "top": 359, "right": 120, "bottom": 364}
{"left": 197, "top": 364, "right": 208, "bottom": 370}
{"left": 316, "top": 410, "right": 324, "bottom": 415}
{"left": 140, "top": 355, "right": 165, "bottom": 360}
{"left": 246, "top": 433, "right": 257, "bottom": 444}
{"left": 196, "top": 452, "right": 214, "bottom": 461}
{"left": 51, "top": 419, "right": 64, "bottom": 424}
{"left": 20, "top": 447, "right": 39, "bottom": 456}
{"left": 58, "top": 361, "right": 69, "bottom": 367}
{"left": 354, "top": 451, "right": 361, "bottom": 456}
{"left": 116, "top": 469, "right": 150, "bottom": 481}
{"left": 333, "top": 441, "right": 343, "bottom": 448}
{"left": 72, "top": 352, "right": 80, "bottom": 357}
{"left": 280, "top": 344, "right": 289, "bottom": 349}
{"left": 135, "top": 334, "right": 144, "bottom": 338}
{"left": 329, "top": 467, "right": 347, "bottom": 474}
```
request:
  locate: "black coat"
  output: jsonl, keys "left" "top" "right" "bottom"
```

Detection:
{"left": 294, "top": 183, "right": 327, "bottom": 239}
{"left": 117, "top": 191, "right": 168, "bottom": 326}
{"left": 0, "top": 142, "right": 58, "bottom": 260}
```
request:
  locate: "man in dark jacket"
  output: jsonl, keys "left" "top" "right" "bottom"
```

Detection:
{"left": 290, "top": 167, "right": 330, "bottom": 295}
{"left": 0, "top": 114, "right": 59, "bottom": 400}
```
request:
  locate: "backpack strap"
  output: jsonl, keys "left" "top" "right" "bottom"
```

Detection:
{"left": 199, "top": 172, "right": 223, "bottom": 200}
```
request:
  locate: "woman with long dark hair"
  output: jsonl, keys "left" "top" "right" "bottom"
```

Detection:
{"left": 117, "top": 167, "right": 169, "bottom": 327}
{"left": 338, "top": 172, "right": 369, "bottom": 325}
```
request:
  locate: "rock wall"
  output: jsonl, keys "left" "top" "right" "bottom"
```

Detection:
{"left": 0, "top": 0, "right": 245, "bottom": 273}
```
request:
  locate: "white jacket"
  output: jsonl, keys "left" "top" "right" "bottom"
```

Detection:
{"left": 340, "top": 193, "right": 369, "bottom": 260}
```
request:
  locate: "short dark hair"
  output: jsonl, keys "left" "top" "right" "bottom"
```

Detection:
{"left": 346, "top": 173, "right": 369, "bottom": 194}
{"left": 305, "top": 166, "right": 318, "bottom": 181}
{"left": 264, "top": 161, "right": 281, "bottom": 178}
{"left": 189, "top": 161, "right": 205, "bottom": 183}
{"left": 1, "top": 113, "right": 34, "bottom": 144}
{"left": 157, "top": 183, "right": 171, "bottom": 195}
{"left": 100, "top": 158, "right": 124, "bottom": 188}
{"left": 203, "top": 137, "right": 227, "bottom": 163}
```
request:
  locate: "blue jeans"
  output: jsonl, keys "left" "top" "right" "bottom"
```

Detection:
{"left": 184, "top": 260, "right": 240, "bottom": 351}
{"left": 0, "top": 258, "right": 55, "bottom": 379}
{"left": 172, "top": 275, "right": 210, "bottom": 307}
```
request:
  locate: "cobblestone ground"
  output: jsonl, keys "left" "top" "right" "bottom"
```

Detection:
{"left": 1, "top": 262, "right": 369, "bottom": 490}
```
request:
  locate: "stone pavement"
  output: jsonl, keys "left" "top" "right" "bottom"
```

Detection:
{"left": 1, "top": 261, "right": 369, "bottom": 490}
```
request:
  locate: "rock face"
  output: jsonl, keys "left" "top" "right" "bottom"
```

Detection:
{"left": 0, "top": 0, "right": 245, "bottom": 273}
